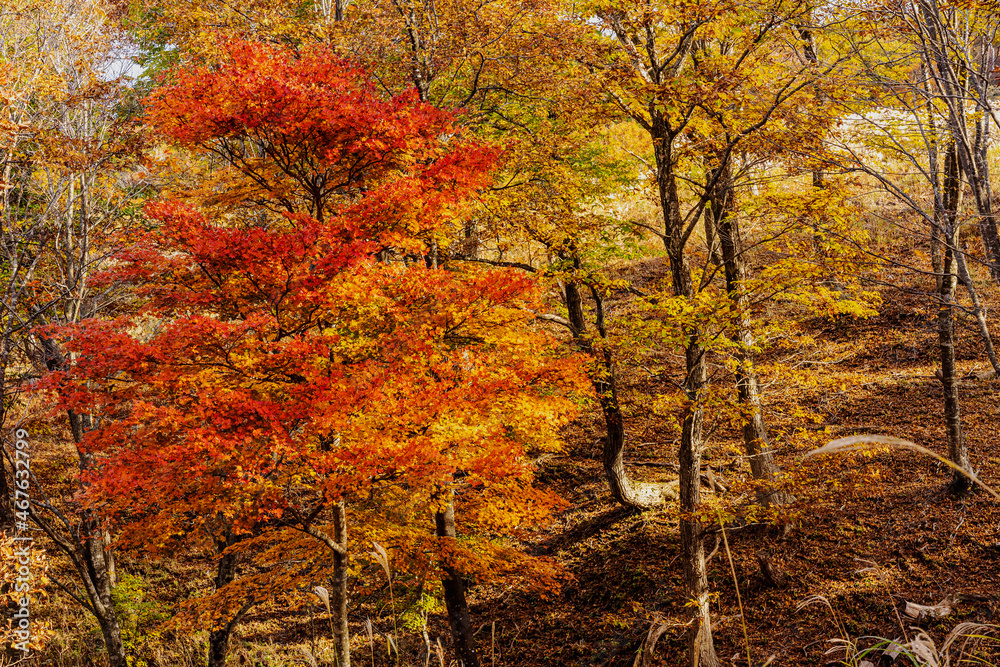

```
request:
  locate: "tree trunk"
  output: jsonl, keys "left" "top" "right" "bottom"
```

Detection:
{"left": 918, "top": 0, "right": 1000, "bottom": 283}
{"left": 938, "top": 143, "right": 973, "bottom": 493}
{"left": 938, "top": 241, "right": 973, "bottom": 493}
{"left": 654, "top": 113, "right": 720, "bottom": 667}
{"left": 563, "top": 278, "right": 661, "bottom": 509}
{"left": 435, "top": 501, "right": 480, "bottom": 667}
{"left": 799, "top": 20, "right": 825, "bottom": 190}
{"left": 712, "top": 162, "right": 790, "bottom": 506}
{"left": 970, "top": 110, "right": 1000, "bottom": 282}
{"left": 331, "top": 500, "right": 350, "bottom": 667}
{"left": 66, "top": 409, "right": 128, "bottom": 667}
{"left": 931, "top": 210, "right": 945, "bottom": 292}
{"left": 207, "top": 528, "right": 255, "bottom": 667}
{"left": 208, "top": 546, "right": 238, "bottom": 667}
{"left": 922, "top": 63, "right": 945, "bottom": 293}
{"left": 953, "top": 233, "right": 1000, "bottom": 376}
{"left": 703, "top": 196, "right": 723, "bottom": 266}
{"left": 35, "top": 339, "right": 128, "bottom": 667}
{"left": 298, "top": 500, "right": 351, "bottom": 666}
{"left": 677, "top": 338, "right": 719, "bottom": 667}
{"left": 0, "top": 373, "right": 12, "bottom": 526}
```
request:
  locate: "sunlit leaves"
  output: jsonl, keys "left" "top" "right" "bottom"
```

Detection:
{"left": 41, "top": 40, "right": 586, "bottom": 629}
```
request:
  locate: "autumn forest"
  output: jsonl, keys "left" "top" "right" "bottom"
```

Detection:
{"left": 2, "top": 0, "right": 1000, "bottom": 665}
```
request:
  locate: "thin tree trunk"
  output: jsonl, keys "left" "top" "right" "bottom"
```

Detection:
{"left": 297, "top": 499, "right": 351, "bottom": 666}
{"left": 66, "top": 409, "right": 128, "bottom": 667}
{"left": 563, "top": 278, "right": 661, "bottom": 509}
{"left": 918, "top": 1, "right": 1000, "bottom": 282}
{"left": 712, "top": 163, "right": 790, "bottom": 505}
{"left": 939, "top": 240, "right": 973, "bottom": 493}
{"left": 0, "top": 364, "right": 12, "bottom": 525}
{"left": 970, "top": 110, "right": 1000, "bottom": 282}
{"left": 922, "top": 63, "right": 945, "bottom": 292}
{"left": 799, "top": 20, "right": 825, "bottom": 190}
{"left": 35, "top": 339, "right": 128, "bottom": 667}
{"left": 208, "top": 529, "right": 252, "bottom": 667}
{"left": 435, "top": 500, "right": 480, "bottom": 667}
{"left": 932, "top": 211, "right": 945, "bottom": 292}
{"left": 953, "top": 234, "right": 1000, "bottom": 376}
{"left": 703, "top": 192, "right": 723, "bottom": 266}
{"left": 938, "top": 143, "right": 973, "bottom": 493}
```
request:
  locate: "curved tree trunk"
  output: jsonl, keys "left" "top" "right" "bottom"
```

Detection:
{"left": 712, "top": 162, "right": 790, "bottom": 506}
{"left": 436, "top": 500, "right": 480, "bottom": 667}
{"left": 563, "top": 278, "right": 662, "bottom": 510}
{"left": 67, "top": 410, "right": 128, "bottom": 667}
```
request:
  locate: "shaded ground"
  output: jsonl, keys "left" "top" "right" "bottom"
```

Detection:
{"left": 471, "top": 263, "right": 1000, "bottom": 666}
{"left": 17, "top": 249, "right": 1000, "bottom": 667}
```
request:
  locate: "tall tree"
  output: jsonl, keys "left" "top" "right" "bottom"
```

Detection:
{"left": 42, "top": 41, "right": 583, "bottom": 667}
{"left": 1, "top": 0, "right": 144, "bottom": 663}
{"left": 574, "top": 0, "right": 843, "bottom": 660}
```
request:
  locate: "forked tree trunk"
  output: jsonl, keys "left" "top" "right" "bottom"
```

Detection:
{"left": 435, "top": 500, "right": 480, "bottom": 667}
{"left": 66, "top": 410, "right": 128, "bottom": 667}
{"left": 299, "top": 500, "right": 351, "bottom": 666}
{"left": 712, "top": 162, "right": 790, "bottom": 506}
{"left": 655, "top": 114, "right": 720, "bottom": 667}
{"left": 32, "top": 338, "right": 128, "bottom": 667}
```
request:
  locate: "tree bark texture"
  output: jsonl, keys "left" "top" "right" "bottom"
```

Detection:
{"left": 208, "top": 529, "right": 250, "bottom": 667}
{"left": 712, "top": 161, "right": 790, "bottom": 506}
{"left": 331, "top": 500, "right": 351, "bottom": 667}
{"left": 653, "top": 111, "right": 721, "bottom": 667}
{"left": 435, "top": 501, "right": 480, "bottom": 667}
{"left": 938, "top": 143, "right": 973, "bottom": 493}
{"left": 34, "top": 340, "right": 128, "bottom": 667}
{"left": 66, "top": 409, "right": 128, "bottom": 667}
{"left": 563, "top": 278, "right": 662, "bottom": 509}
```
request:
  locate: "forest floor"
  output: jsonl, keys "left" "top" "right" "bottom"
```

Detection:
{"left": 22, "top": 245, "right": 1000, "bottom": 667}
{"left": 476, "top": 254, "right": 1000, "bottom": 666}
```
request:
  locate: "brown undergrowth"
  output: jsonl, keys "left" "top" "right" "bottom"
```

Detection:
{"left": 476, "top": 256, "right": 1000, "bottom": 665}
{"left": 12, "top": 247, "right": 1000, "bottom": 667}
